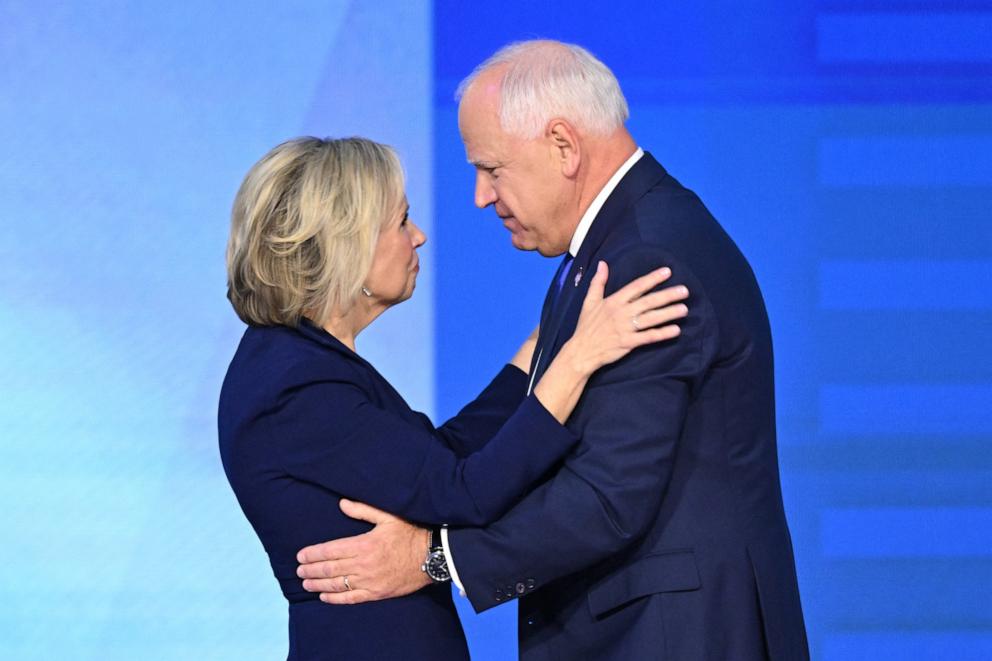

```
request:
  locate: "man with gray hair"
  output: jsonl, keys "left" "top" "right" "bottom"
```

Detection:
{"left": 298, "top": 40, "right": 809, "bottom": 660}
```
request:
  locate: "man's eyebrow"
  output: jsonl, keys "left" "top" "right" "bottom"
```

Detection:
{"left": 469, "top": 159, "right": 500, "bottom": 169}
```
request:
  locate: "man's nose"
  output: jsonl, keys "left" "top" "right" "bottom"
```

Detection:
{"left": 474, "top": 172, "right": 496, "bottom": 209}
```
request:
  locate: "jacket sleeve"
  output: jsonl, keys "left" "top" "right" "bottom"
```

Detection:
{"left": 446, "top": 247, "right": 720, "bottom": 612}
{"left": 273, "top": 376, "right": 577, "bottom": 527}
{"left": 427, "top": 364, "right": 530, "bottom": 457}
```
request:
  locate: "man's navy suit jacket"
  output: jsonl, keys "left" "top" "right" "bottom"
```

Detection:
{"left": 218, "top": 320, "right": 576, "bottom": 660}
{"left": 448, "top": 154, "right": 809, "bottom": 660}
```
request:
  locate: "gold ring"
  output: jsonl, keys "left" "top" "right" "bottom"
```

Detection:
{"left": 343, "top": 575, "right": 352, "bottom": 591}
{"left": 631, "top": 315, "right": 641, "bottom": 331}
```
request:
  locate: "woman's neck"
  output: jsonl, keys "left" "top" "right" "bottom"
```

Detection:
{"left": 320, "top": 300, "right": 385, "bottom": 352}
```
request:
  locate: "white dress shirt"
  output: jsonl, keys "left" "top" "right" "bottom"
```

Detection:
{"left": 443, "top": 147, "right": 645, "bottom": 596}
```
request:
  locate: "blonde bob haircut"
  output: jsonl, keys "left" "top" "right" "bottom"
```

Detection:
{"left": 226, "top": 136, "right": 404, "bottom": 327}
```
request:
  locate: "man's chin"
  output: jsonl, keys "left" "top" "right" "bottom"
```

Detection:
{"left": 509, "top": 232, "right": 539, "bottom": 252}
{"left": 510, "top": 234, "right": 562, "bottom": 257}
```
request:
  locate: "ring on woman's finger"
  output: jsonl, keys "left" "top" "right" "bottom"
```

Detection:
{"left": 343, "top": 575, "right": 353, "bottom": 591}
{"left": 631, "top": 315, "right": 641, "bottom": 331}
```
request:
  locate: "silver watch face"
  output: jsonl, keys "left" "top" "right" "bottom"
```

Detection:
{"left": 426, "top": 549, "right": 450, "bottom": 582}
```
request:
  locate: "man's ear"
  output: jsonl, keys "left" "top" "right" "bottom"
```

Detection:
{"left": 547, "top": 120, "right": 581, "bottom": 177}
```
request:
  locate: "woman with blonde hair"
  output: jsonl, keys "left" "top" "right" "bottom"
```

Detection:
{"left": 218, "top": 136, "right": 688, "bottom": 660}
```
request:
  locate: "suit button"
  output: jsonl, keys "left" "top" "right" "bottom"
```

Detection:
{"left": 495, "top": 591, "right": 503, "bottom": 602}
{"left": 526, "top": 578, "right": 536, "bottom": 589}
{"left": 515, "top": 582, "right": 526, "bottom": 595}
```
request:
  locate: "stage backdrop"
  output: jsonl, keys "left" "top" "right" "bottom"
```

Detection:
{"left": 1, "top": 1, "right": 989, "bottom": 660}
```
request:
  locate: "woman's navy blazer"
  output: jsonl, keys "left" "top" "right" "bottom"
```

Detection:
{"left": 218, "top": 319, "right": 577, "bottom": 660}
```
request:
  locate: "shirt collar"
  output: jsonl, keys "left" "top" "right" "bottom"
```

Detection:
{"left": 568, "top": 147, "right": 644, "bottom": 257}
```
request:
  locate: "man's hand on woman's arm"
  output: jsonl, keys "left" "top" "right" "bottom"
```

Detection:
{"left": 296, "top": 499, "right": 429, "bottom": 605}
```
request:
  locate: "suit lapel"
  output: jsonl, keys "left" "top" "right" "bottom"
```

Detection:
{"left": 529, "top": 274, "right": 560, "bottom": 381}
{"left": 531, "top": 153, "right": 670, "bottom": 382}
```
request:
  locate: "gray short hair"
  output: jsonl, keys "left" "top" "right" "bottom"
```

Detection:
{"left": 226, "top": 136, "right": 404, "bottom": 327}
{"left": 456, "top": 40, "right": 629, "bottom": 139}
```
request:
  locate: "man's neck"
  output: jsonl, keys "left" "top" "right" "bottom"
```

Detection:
{"left": 566, "top": 138, "right": 642, "bottom": 256}
{"left": 574, "top": 132, "right": 638, "bottom": 220}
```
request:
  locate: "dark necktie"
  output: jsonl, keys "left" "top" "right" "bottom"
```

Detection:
{"left": 551, "top": 253, "right": 574, "bottom": 310}
{"left": 530, "top": 253, "right": 575, "bottom": 392}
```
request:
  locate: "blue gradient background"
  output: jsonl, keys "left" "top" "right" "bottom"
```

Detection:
{"left": 1, "top": 1, "right": 989, "bottom": 659}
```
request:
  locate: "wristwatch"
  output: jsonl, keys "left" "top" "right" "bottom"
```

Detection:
{"left": 421, "top": 525, "right": 451, "bottom": 583}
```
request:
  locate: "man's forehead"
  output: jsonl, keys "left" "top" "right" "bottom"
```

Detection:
{"left": 459, "top": 68, "right": 514, "bottom": 160}
{"left": 460, "top": 118, "right": 506, "bottom": 162}
{"left": 460, "top": 109, "right": 502, "bottom": 158}
{"left": 459, "top": 92, "right": 497, "bottom": 128}
{"left": 462, "top": 139, "right": 496, "bottom": 166}
{"left": 459, "top": 67, "right": 504, "bottom": 124}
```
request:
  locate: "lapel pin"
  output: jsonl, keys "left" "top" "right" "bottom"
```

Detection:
{"left": 574, "top": 266, "right": 584, "bottom": 287}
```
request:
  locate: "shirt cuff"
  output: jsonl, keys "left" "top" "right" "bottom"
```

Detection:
{"left": 441, "top": 526, "right": 466, "bottom": 597}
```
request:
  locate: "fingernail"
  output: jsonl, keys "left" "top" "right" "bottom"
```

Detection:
{"left": 297, "top": 566, "right": 305, "bottom": 577}
{"left": 659, "top": 267, "right": 671, "bottom": 276}
{"left": 679, "top": 286, "right": 689, "bottom": 296}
